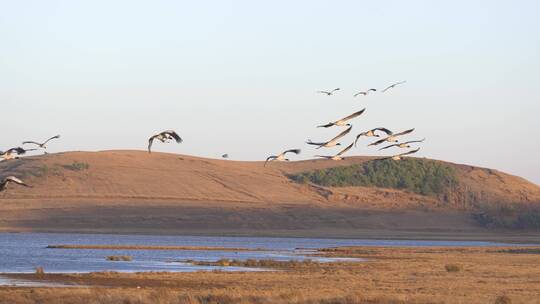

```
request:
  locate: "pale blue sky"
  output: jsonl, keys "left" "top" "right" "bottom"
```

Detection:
{"left": 1, "top": 0, "right": 539, "bottom": 184}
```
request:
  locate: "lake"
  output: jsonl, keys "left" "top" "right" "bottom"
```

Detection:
{"left": 0, "top": 232, "right": 531, "bottom": 276}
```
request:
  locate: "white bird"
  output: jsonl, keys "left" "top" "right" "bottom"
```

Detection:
{"left": 381, "top": 81, "right": 406, "bottom": 93}
{"left": 264, "top": 149, "right": 301, "bottom": 166}
{"left": 353, "top": 88, "right": 377, "bottom": 97}
{"left": 315, "top": 142, "right": 354, "bottom": 161}
{"left": 316, "top": 88, "right": 340, "bottom": 96}
{"left": 380, "top": 148, "right": 420, "bottom": 161}
{"left": 0, "top": 147, "right": 37, "bottom": 161}
{"left": 354, "top": 128, "right": 393, "bottom": 147}
{"left": 368, "top": 128, "right": 415, "bottom": 146}
{"left": 317, "top": 109, "right": 366, "bottom": 128}
{"left": 0, "top": 176, "right": 32, "bottom": 192}
{"left": 379, "top": 138, "right": 425, "bottom": 151}
{"left": 148, "top": 130, "right": 183, "bottom": 153}
{"left": 22, "top": 135, "right": 61, "bottom": 149}
{"left": 306, "top": 125, "right": 353, "bottom": 149}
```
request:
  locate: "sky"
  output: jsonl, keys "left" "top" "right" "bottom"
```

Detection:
{"left": 1, "top": 0, "right": 539, "bottom": 184}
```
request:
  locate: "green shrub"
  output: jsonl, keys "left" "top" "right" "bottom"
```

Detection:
{"left": 289, "top": 158, "right": 458, "bottom": 197}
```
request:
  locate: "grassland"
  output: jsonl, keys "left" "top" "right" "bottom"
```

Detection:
{"left": 2, "top": 246, "right": 540, "bottom": 304}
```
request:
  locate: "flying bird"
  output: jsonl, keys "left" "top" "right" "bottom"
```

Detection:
{"left": 22, "top": 135, "right": 61, "bottom": 149}
{"left": 222, "top": 154, "right": 229, "bottom": 159}
{"left": 264, "top": 149, "right": 301, "bottom": 166}
{"left": 368, "top": 128, "right": 415, "bottom": 146}
{"left": 0, "top": 176, "right": 32, "bottom": 192}
{"left": 315, "top": 142, "right": 354, "bottom": 161}
{"left": 306, "top": 125, "right": 352, "bottom": 149}
{"left": 353, "top": 89, "right": 377, "bottom": 97}
{"left": 378, "top": 138, "right": 426, "bottom": 151}
{"left": 380, "top": 148, "right": 420, "bottom": 161}
{"left": 316, "top": 88, "right": 340, "bottom": 96}
{"left": 317, "top": 109, "right": 366, "bottom": 128}
{"left": 0, "top": 147, "right": 37, "bottom": 161}
{"left": 354, "top": 128, "right": 393, "bottom": 147}
{"left": 148, "top": 130, "right": 183, "bottom": 153}
{"left": 381, "top": 81, "right": 406, "bottom": 93}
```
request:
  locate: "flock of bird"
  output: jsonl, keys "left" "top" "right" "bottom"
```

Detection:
{"left": 1, "top": 80, "right": 423, "bottom": 191}
{"left": 264, "top": 80, "right": 424, "bottom": 165}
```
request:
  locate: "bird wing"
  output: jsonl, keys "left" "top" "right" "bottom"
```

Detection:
{"left": 147, "top": 136, "right": 156, "bottom": 153}
{"left": 368, "top": 88, "right": 377, "bottom": 92}
{"left": 340, "top": 108, "right": 366, "bottom": 122}
{"left": 43, "top": 135, "right": 61, "bottom": 145}
{"left": 22, "top": 141, "right": 41, "bottom": 146}
{"left": 404, "top": 138, "right": 425, "bottom": 144}
{"left": 314, "top": 155, "right": 332, "bottom": 159}
{"left": 398, "top": 148, "right": 420, "bottom": 157}
{"left": 306, "top": 140, "right": 325, "bottom": 146}
{"left": 163, "top": 130, "right": 183, "bottom": 143}
{"left": 8, "top": 147, "right": 27, "bottom": 155}
{"left": 353, "top": 92, "right": 364, "bottom": 97}
{"left": 264, "top": 156, "right": 277, "bottom": 166}
{"left": 6, "top": 176, "right": 31, "bottom": 187}
{"left": 317, "top": 91, "right": 330, "bottom": 94}
{"left": 368, "top": 137, "right": 388, "bottom": 146}
{"left": 378, "top": 143, "right": 399, "bottom": 151}
{"left": 337, "top": 142, "right": 354, "bottom": 156}
{"left": 283, "top": 149, "right": 301, "bottom": 155}
{"left": 354, "top": 132, "right": 366, "bottom": 147}
{"left": 328, "top": 125, "right": 353, "bottom": 143}
{"left": 317, "top": 122, "right": 334, "bottom": 128}
{"left": 382, "top": 81, "right": 406, "bottom": 92}
{"left": 374, "top": 128, "right": 393, "bottom": 135}
{"left": 331, "top": 88, "right": 340, "bottom": 92}
{"left": 393, "top": 128, "right": 415, "bottom": 137}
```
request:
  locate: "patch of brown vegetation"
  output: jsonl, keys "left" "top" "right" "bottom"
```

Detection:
{"left": 2, "top": 246, "right": 539, "bottom": 304}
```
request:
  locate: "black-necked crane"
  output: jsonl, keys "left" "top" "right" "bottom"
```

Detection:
{"left": 148, "top": 130, "right": 183, "bottom": 153}
{"left": 264, "top": 149, "right": 301, "bottom": 166}
{"left": 315, "top": 142, "right": 354, "bottom": 161}
{"left": 316, "top": 88, "right": 340, "bottom": 96}
{"left": 368, "top": 128, "right": 415, "bottom": 146}
{"left": 317, "top": 109, "right": 366, "bottom": 128}
{"left": 379, "top": 138, "right": 425, "bottom": 151}
{"left": 0, "top": 147, "right": 37, "bottom": 161}
{"left": 354, "top": 128, "right": 393, "bottom": 147}
{"left": 306, "top": 125, "right": 353, "bottom": 149}
{"left": 381, "top": 148, "right": 420, "bottom": 161}
{"left": 22, "top": 135, "right": 60, "bottom": 149}
{"left": 381, "top": 81, "right": 406, "bottom": 93}
{"left": 0, "top": 176, "right": 32, "bottom": 192}
{"left": 353, "top": 88, "right": 377, "bottom": 97}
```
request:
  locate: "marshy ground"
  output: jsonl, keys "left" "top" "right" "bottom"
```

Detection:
{"left": 1, "top": 246, "right": 539, "bottom": 304}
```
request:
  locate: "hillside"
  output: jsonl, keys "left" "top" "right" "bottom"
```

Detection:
{"left": 1, "top": 150, "right": 539, "bottom": 238}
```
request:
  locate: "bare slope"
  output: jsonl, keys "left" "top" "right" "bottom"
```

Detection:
{"left": 0, "top": 150, "right": 539, "bottom": 237}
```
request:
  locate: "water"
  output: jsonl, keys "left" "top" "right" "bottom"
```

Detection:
{"left": 0, "top": 232, "right": 531, "bottom": 276}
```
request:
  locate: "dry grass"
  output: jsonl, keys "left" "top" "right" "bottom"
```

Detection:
{"left": 106, "top": 255, "right": 133, "bottom": 261}
{"left": 444, "top": 264, "right": 461, "bottom": 272}
{"left": 189, "top": 258, "right": 320, "bottom": 268}
{"left": 34, "top": 267, "right": 45, "bottom": 276}
{"left": 2, "top": 246, "right": 540, "bottom": 304}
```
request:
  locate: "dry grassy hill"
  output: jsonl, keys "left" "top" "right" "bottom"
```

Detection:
{"left": 1, "top": 150, "right": 539, "bottom": 239}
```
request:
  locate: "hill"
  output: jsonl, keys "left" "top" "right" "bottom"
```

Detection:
{"left": 1, "top": 150, "right": 539, "bottom": 239}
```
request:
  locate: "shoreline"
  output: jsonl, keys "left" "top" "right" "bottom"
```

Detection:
{"left": 2, "top": 229, "right": 540, "bottom": 244}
